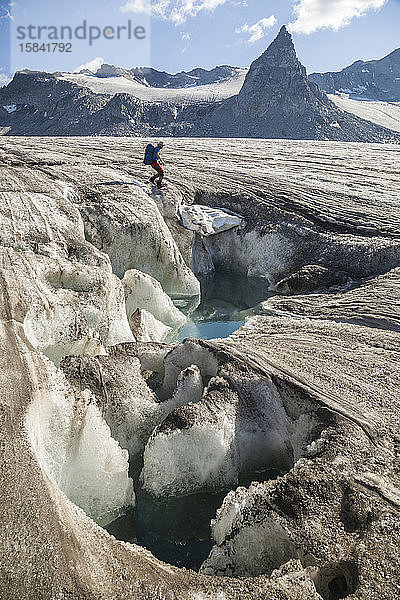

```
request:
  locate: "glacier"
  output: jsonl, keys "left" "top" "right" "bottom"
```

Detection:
{"left": 0, "top": 135, "right": 399, "bottom": 600}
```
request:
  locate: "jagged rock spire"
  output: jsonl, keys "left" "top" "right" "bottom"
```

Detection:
{"left": 256, "top": 25, "right": 298, "bottom": 68}
{"left": 237, "top": 25, "right": 307, "bottom": 108}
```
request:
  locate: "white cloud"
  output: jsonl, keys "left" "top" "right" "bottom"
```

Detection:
{"left": 235, "top": 15, "right": 277, "bottom": 44}
{"left": 0, "top": 73, "right": 11, "bottom": 87}
{"left": 0, "top": 8, "right": 14, "bottom": 21}
{"left": 289, "top": 0, "right": 388, "bottom": 34}
{"left": 120, "top": 0, "right": 228, "bottom": 25}
{"left": 74, "top": 57, "right": 105, "bottom": 74}
{"left": 181, "top": 31, "right": 191, "bottom": 52}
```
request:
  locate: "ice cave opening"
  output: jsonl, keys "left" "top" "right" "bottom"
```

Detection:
{"left": 106, "top": 465, "right": 284, "bottom": 571}
{"left": 173, "top": 270, "right": 274, "bottom": 342}
{"left": 102, "top": 272, "right": 285, "bottom": 570}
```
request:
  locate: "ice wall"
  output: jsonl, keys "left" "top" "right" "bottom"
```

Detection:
{"left": 141, "top": 356, "right": 315, "bottom": 498}
{"left": 123, "top": 269, "right": 187, "bottom": 328}
{"left": 25, "top": 362, "right": 134, "bottom": 526}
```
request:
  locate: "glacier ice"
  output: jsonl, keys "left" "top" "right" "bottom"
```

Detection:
{"left": 78, "top": 187, "right": 201, "bottom": 297}
{"left": 122, "top": 269, "right": 187, "bottom": 329}
{"left": 178, "top": 204, "right": 244, "bottom": 237}
{"left": 2, "top": 136, "right": 400, "bottom": 599}
{"left": 25, "top": 362, "right": 134, "bottom": 527}
{"left": 128, "top": 308, "right": 172, "bottom": 342}
{"left": 201, "top": 501, "right": 298, "bottom": 577}
{"left": 161, "top": 340, "right": 218, "bottom": 398}
{"left": 141, "top": 351, "right": 316, "bottom": 497}
{"left": 22, "top": 256, "right": 134, "bottom": 366}
{"left": 62, "top": 349, "right": 205, "bottom": 468}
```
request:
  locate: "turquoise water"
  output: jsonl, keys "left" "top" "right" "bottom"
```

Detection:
{"left": 178, "top": 319, "right": 245, "bottom": 341}
{"left": 105, "top": 272, "right": 278, "bottom": 570}
{"left": 106, "top": 468, "right": 281, "bottom": 571}
{"left": 175, "top": 271, "right": 273, "bottom": 341}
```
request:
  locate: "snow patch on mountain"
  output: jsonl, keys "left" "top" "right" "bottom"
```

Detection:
{"left": 60, "top": 70, "right": 247, "bottom": 103}
{"left": 329, "top": 94, "right": 400, "bottom": 132}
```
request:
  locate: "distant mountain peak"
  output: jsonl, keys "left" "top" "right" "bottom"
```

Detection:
{"left": 237, "top": 25, "right": 306, "bottom": 107}
{"left": 309, "top": 44, "right": 400, "bottom": 101}
{"left": 276, "top": 24, "right": 291, "bottom": 40}
{"left": 244, "top": 24, "right": 300, "bottom": 75}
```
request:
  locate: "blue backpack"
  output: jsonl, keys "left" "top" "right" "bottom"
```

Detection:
{"left": 144, "top": 143, "right": 156, "bottom": 165}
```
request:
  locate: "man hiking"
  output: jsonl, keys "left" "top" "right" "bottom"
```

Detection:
{"left": 144, "top": 141, "right": 165, "bottom": 189}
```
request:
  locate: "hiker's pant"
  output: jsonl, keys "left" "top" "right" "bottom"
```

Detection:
{"left": 150, "top": 162, "right": 164, "bottom": 186}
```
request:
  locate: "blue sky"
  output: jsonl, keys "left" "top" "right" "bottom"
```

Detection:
{"left": 0, "top": 0, "right": 400, "bottom": 83}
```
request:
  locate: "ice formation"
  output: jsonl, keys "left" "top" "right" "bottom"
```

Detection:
{"left": 62, "top": 349, "right": 205, "bottom": 468}
{"left": 25, "top": 362, "right": 134, "bottom": 526}
{"left": 201, "top": 493, "right": 299, "bottom": 577}
{"left": 22, "top": 255, "right": 134, "bottom": 366}
{"left": 122, "top": 269, "right": 187, "bottom": 328}
{"left": 141, "top": 342, "right": 317, "bottom": 497}
{"left": 178, "top": 204, "right": 244, "bottom": 237}
{"left": 77, "top": 186, "right": 200, "bottom": 297}
{"left": 128, "top": 308, "right": 172, "bottom": 342}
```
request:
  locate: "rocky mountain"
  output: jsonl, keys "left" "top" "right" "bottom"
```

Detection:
{"left": 0, "top": 70, "right": 110, "bottom": 135}
{"left": 309, "top": 47, "right": 400, "bottom": 101}
{"left": 92, "top": 63, "right": 241, "bottom": 88}
{"left": 184, "top": 26, "right": 399, "bottom": 141}
{"left": 0, "top": 27, "right": 399, "bottom": 141}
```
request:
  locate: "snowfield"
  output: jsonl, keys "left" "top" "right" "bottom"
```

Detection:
{"left": 59, "top": 73, "right": 400, "bottom": 133}
{"left": 60, "top": 70, "right": 247, "bottom": 103}
{"left": 329, "top": 93, "right": 400, "bottom": 132}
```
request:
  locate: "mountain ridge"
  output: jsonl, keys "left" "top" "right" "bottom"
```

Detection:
{"left": 0, "top": 26, "right": 399, "bottom": 142}
{"left": 309, "top": 47, "right": 400, "bottom": 101}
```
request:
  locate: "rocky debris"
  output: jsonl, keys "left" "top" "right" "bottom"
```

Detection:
{"left": 309, "top": 47, "right": 400, "bottom": 101}
{"left": 1, "top": 136, "right": 400, "bottom": 599}
{"left": 272, "top": 264, "right": 350, "bottom": 294}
